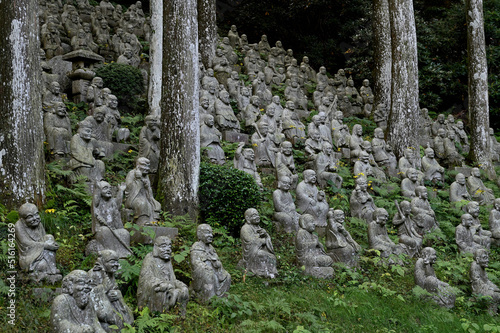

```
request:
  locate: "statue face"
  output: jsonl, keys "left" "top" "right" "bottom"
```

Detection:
{"left": 462, "top": 214, "right": 474, "bottom": 228}
{"left": 231, "top": 25, "right": 237, "bottom": 32}
{"left": 456, "top": 174, "right": 465, "bottom": 185}
{"left": 305, "top": 171, "right": 317, "bottom": 184}
{"left": 363, "top": 79, "right": 369, "bottom": 87}
{"left": 376, "top": 212, "right": 388, "bottom": 225}
{"left": 103, "top": 256, "right": 120, "bottom": 273}
{"left": 221, "top": 92, "right": 230, "bottom": 104}
{"left": 495, "top": 199, "right": 500, "bottom": 211}
{"left": 472, "top": 168, "right": 480, "bottom": 177}
{"left": 425, "top": 149, "right": 434, "bottom": 159}
{"left": 282, "top": 143, "right": 292, "bottom": 155}
{"left": 108, "top": 97, "right": 118, "bottom": 108}
{"left": 51, "top": 82, "right": 60, "bottom": 94}
{"left": 304, "top": 217, "right": 315, "bottom": 232}
{"left": 418, "top": 189, "right": 428, "bottom": 200}
{"left": 72, "top": 275, "right": 92, "bottom": 309}
{"left": 206, "top": 116, "right": 214, "bottom": 127}
{"left": 476, "top": 251, "right": 489, "bottom": 268}
{"left": 287, "top": 101, "right": 295, "bottom": 110}
{"left": 438, "top": 114, "right": 445, "bottom": 123}
{"left": 355, "top": 126, "right": 362, "bottom": 136}
{"left": 138, "top": 161, "right": 150, "bottom": 175}
{"left": 80, "top": 127, "right": 92, "bottom": 141}
{"left": 244, "top": 149, "right": 255, "bottom": 161}
{"left": 360, "top": 154, "right": 369, "bottom": 163}
{"left": 198, "top": 227, "right": 213, "bottom": 244}
{"left": 333, "top": 211, "right": 344, "bottom": 224}
{"left": 56, "top": 104, "right": 66, "bottom": 117}
{"left": 246, "top": 210, "right": 260, "bottom": 225}
{"left": 101, "top": 183, "right": 112, "bottom": 199}
{"left": 438, "top": 129, "right": 446, "bottom": 138}
{"left": 156, "top": 239, "right": 172, "bottom": 260}
{"left": 95, "top": 111, "right": 105, "bottom": 122}
{"left": 201, "top": 98, "right": 209, "bottom": 109}
{"left": 24, "top": 210, "right": 41, "bottom": 228}
{"left": 279, "top": 178, "right": 291, "bottom": 191}
{"left": 468, "top": 205, "right": 479, "bottom": 218}
{"left": 423, "top": 250, "right": 436, "bottom": 265}
{"left": 409, "top": 170, "right": 418, "bottom": 182}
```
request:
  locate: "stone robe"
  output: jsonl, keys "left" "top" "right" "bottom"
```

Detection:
{"left": 325, "top": 222, "right": 360, "bottom": 267}
{"left": 51, "top": 294, "right": 105, "bottom": 333}
{"left": 296, "top": 228, "right": 334, "bottom": 278}
{"left": 44, "top": 112, "right": 72, "bottom": 155}
{"left": 200, "top": 124, "right": 225, "bottom": 165}
{"left": 138, "top": 126, "right": 160, "bottom": 173}
{"left": 124, "top": 170, "right": 161, "bottom": 225}
{"left": 240, "top": 223, "right": 277, "bottom": 278}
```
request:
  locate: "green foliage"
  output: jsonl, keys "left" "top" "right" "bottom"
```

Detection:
{"left": 95, "top": 63, "right": 146, "bottom": 114}
{"left": 199, "top": 162, "right": 261, "bottom": 236}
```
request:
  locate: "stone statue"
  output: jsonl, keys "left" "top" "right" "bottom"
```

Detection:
{"left": 102, "top": 94, "right": 130, "bottom": 142}
{"left": 234, "top": 143, "right": 263, "bottom": 189}
{"left": 419, "top": 108, "right": 433, "bottom": 147}
{"left": 44, "top": 101, "right": 72, "bottom": 157}
{"left": 353, "top": 151, "right": 376, "bottom": 179}
{"left": 450, "top": 173, "right": 471, "bottom": 203}
{"left": 137, "top": 236, "right": 189, "bottom": 315}
{"left": 51, "top": 270, "right": 105, "bottom": 332}
{"left": 251, "top": 122, "right": 278, "bottom": 167}
{"left": 398, "top": 148, "right": 423, "bottom": 180}
{"left": 489, "top": 128, "right": 500, "bottom": 162}
{"left": 15, "top": 203, "right": 61, "bottom": 284}
{"left": 467, "top": 167, "right": 495, "bottom": 206}
{"left": 415, "top": 247, "right": 456, "bottom": 308}
{"left": 368, "top": 208, "right": 403, "bottom": 261}
{"left": 363, "top": 95, "right": 374, "bottom": 118}
{"left": 190, "top": 224, "right": 231, "bottom": 303}
{"left": 296, "top": 214, "right": 334, "bottom": 279}
{"left": 86, "top": 77, "right": 105, "bottom": 111}
{"left": 227, "top": 25, "right": 240, "bottom": 48}
{"left": 393, "top": 200, "right": 422, "bottom": 257}
{"left": 305, "top": 130, "right": 323, "bottom": 161}
{"left": 350, "top": 176, "right": 377, "bottom": 223}
{"left": 124, "top": 157, "right": 161, "bottom": 226}
{"left": 373, "top": 103, "right": 388, "bottom": 130}
{"left": 273, "top": 176, "right": 300, "bottom": 233}
{"left": 359, "top": 79, "right": 374, "bottom": 104}
{"left": 238, "top": 86, "right": 251, "bottom": 113}
{"left": 434, "top": 128, "right": 464, "bottom": 167}
{"left": 411, "top": 186, "right": 439, "bottom": 234}
{"left": 215, "top": 90, "right": 240, "bottom": 132}
{"left": 421, "top": 147, "right": 444, "bottom": 183}
{"left": 92, "top": 181, "right": 132, "bottom": 258}
{"left": 240, "top": 208, "right": 278, "bottom": 278}
{"left": 138, "top": 115, "right": 161, "bottom": 173}
{"left": 316, "top": 66, "right": 329, "bottom": 86}
{"left": 90, "top": 250, "right": 134, "bottom": 331}
{"left": 275, "top": 141, "right": 298, "bottom": 188}
{"left": 227, "top": 71, "right": 242, "bottom": 100}
{"left": 200, "top": 114, "right": 225, "bottom": 165}
{"left": 69, "top": 120, "right": 106, "bottom": 186}
{"left": 372, "top": 128, "right": 398, "bottom": 177}
{"left": 465, "top": 201, "right": 492, "bottom": 249}
{"left": 332, "top": 111, "right": 350, "bottom": 149}
{"left": 43, "top": 81, "right": 63, "bottom": 110}
{"left": 325, "top": 209, "right": 361, "bottom": 267}
{"left": 258, "top": 35, "right": 271, "bottom": 55}
{"left": 471, "top": 248, "right": 500, "bottom": 315}
{"left": 456, "top": 213, "right": 484, "bottom": 254}
{"left": 301, "top": 56, "right": 317, "bottom": 83}
{"left": 42, "top": 21, "right": 64, "bottom": 59}
{"left": 401, "top": 168, "right": 420, "bottom": 199}
{"left": 315, "top": 142, "right": 343, "bottom": 189}
{"left": 489, "top": 198, "right": 500, "bottom": 247}
{"left": 431, "top": 114, "right": 446, "bottom": 137}
{"left": 242, "top": 95, "right": 261, "bottom": 127}
{"left": 281, "top": 101, "right": 306, "bottom": 142}
{"left": 296, "top": 169, "right": 321, "bottom": 215}
{"left": 349, "top": 124, "right": 364, "bottom": 159}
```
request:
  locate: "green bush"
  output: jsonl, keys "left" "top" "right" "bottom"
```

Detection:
{"left": 199, "top": 162, "right": 261, "bottom": 236}
{"left": 95, "top": 63, "right": 146, "bottom": 115}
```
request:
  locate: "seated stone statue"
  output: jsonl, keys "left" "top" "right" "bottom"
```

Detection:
{"left": 137, "top": 236, "right": 189, "bottom": 315}
{"left": 315, "top": 142, "right": 343, "bottom": 189}
{"left": 401, "top": 168, "right": 420, "bottom": 199}
{"left": 90, "top": 250, "right": 134, "bottom": 331}
{"left": 360, "top": 79, "right": 374, "bottom": 104}
{"left": 331, "top": 111, "right": 350, "bottom": 149}
{"left": 92, "top": 181, "right": 132, "bottom": 258}
{"left": 69, "top": 120, "right": 105, "bottom": 186}
{"left": 296, "top": 169, "right": 321, "bottom": 215}
{"left": 350, "top": 176, "right": 377, "bottom": 223}
{"left": 215, "top": 90, "right": 240, "bottom": 132}
{"left": 470, "top": 248, "right": 500, "bottom": 315}
{"left": 368, "top": 208, "right": 403, "bottom": 261}
{"left": 353, "top": 151, "right": 376, "bottom": 179}
{"left": 227, "top": 25, "right": 240, "bottom": 48}
{"left": 326, "top": 209, "right": 361, "bottom": 267}
{"left": 431, "top": 114, "right": 446, "bottom": 137}
{"left": 393, "top": 200, "right": 422, "bottom": 257}
{"left": 415, "top": 247, "right": 456, "bottom": 308}
{"left": 398, "top": 147, "right": 423, "bottom": 181}
{"left": 489, "top": 198, "right": 500, "bottom": 247}
{"left": 456, "top": 213, "right": 485, "bottom": 254}
{"left": 51, "top": 270, "right": 105, "bottom": 332}
{"left": 239, "top": 208, "right": 278, "bottom": 278}
{"left": 44, "top": 101, "right": 72, "bottom": 157}
{"left": 373, "top": 103, "right": 388, "bottom": 130}
{"left": 296, "top": 214, "right": 334, "bottom": 279}
{"left": 234, "top": 143, "right": 263, "bottom": 189}
{"left": 273, "top": 176, "right": 300, "bottom": 233}
{"left": 421, "top": 147, "right": 445, "bottom": 183}
{"left": 275, "top": 141, "right": 298, "bottom": 188}
{"left": 124, "top": 157, "right": 161, "bottom": 226}
{"left": 139, "top": 115, "right": 161, "bottom": 173}
{"left": 43, "top": 81, "right": 63, "bottom": 110}
{"left": 200, "top": 114, "right": 225, "bottom": 165}
{"left": 190, "top": 224, "right": 231, "bottom": 303}
{"left": 411, "top": 186, "right": 439, "bottom": 235}
{"left": 305, "top": 130, "right": 323, "bottom": 161}
{"left": 100, "top": 94, "right": 130, "bottom": 142}
{"left": 450, "top": 173, "right": 471, "bottom": 203}
{"left": 242, "top": 95, "right": 261, "bottom": 127}
{"left": 466, "top": 201, "right": 492, "bottom": 249}
{"left": 489, "top": 128, "right": 500, "bottom": 162}
{"left": 467, "top": 167, "right": 495, "bottom": 206}
{"left": 281, "top": 101, "right": 306, "bottom": 142}
{"left": 349, "top": 124, "right": 364, "bottom": 159}
{"left": 15, "top": 203, "right": 61, "bottom": 284}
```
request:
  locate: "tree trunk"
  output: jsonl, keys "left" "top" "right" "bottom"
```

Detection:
{"left": 158, "top": 0, "right": 200, "bottom": 221}
{"left": 466, "top": 0, "right": 494, "bottom": 178}
{"left": 0, "top": 0, "right": 45, "bottom": 210}
{"left": 198, "top": 0, "right": 217, "bottom": 69}
{"left": 387, "top": 0, "right": 420, "bottom": 159}
{"left": 148, "top": 0, "right": 163, "bottom": 117}
{"left": 372, "top": 0, "right": 392, "bottom": 110}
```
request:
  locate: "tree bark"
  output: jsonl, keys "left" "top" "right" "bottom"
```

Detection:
{"left": 387, "top": 0, "right": 420, "bottom": 159}
{"left": 198, "top": 0, "right": 217, "bottom": 69}
{"left": 0, "top": 0, "right": 45, "bottom": 210}
{"left": 158, "top": 0, "right": 200, "bottom": 221}
{"left": 466, "top": 0, "right": 494, "bottom": 178}
{"left": 148, "top": 0, "right": 163, "bottom": 117}
{"left": 372, "top": 0, "right": 392, "bottom": 111}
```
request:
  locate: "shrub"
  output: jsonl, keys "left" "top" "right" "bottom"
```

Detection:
{"left": 199, "top": 162, "right": 261, "bottom": 236}
{"left": 95, "top": 63, "right": 146, "bottom": 115}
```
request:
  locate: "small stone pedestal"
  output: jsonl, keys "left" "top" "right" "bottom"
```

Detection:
{"left": 455, "top": 166, "right": 472, "bottom": 177}
{"left": 223, "top": 131, "right": 249, "bottom": 144}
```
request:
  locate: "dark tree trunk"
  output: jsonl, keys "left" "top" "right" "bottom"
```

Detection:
{"left": 198, "top": 0, "right": 217, "bottom": 69}
{"left": 466, "top": 0, "right": 494, "bottom": 178}
{"left": 372, "top": 0, "right": 392, "bottom": 110}
{"left": 0, "top": 0, "right": 45, "bottom": 210}
{"left": 387, "top": 0, "right": 420, "bottom": 159}
{"left": 158, "top": 0, "right": 200, "bottom": 221}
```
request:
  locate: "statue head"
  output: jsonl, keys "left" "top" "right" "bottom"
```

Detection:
{"left": 335, "top": 111, "right": 344, "bottom": 121}
{"left": 404, "top": 148, "right": 413, "bottom": 159}
{"left": 250, "top": 95, "right": 260, "bottom": 106}
{"left": 91, "top": 76, "right": 104, "bottom": 88}
{"left": 461, "top": 213, "right": 474, "bottom": 228}
{"left": 97, "top": 250, "right": 120, "bottom": 274}
{"left": 353, "top": 124, "right": 362, "bottom": 136}
{"left": 407, "top": 168, "right": 418, "bottom": 182}
{"left": 474, "top": 248, "right": 489, "bottom": 268}
{"left": 278, "top": 176, "right": 292, "bottom": 191}
{"left": 421, "top": 247, "right": 437, "bottom": 265}
{"left": 415, "top": 186, "right": 428, "bottom": 200}
{"left": 374, "top": 208, "right": 389, "bottom": 226}
{"left": 447, "top": 114, "right": 454, "bottom": 123}
{"left": 145, "top": 115, "right": 160, "bottom": 130}
{"left": 466, "top": 201, "right": 480, "bottom": 218}
{"left": 107, "top": 94, "right": 118, "bottom": 109}
{"left": 94, "top": 108, "right": 105, "bottom": 123}
{"left": 97, "top": 180, "right": 112, "bottom": 200}
{"left": 54, "top": 102, "right": 67, "bottom": 117}
{"left": 281, "top": 141, "right": 293, "bottom": 156}
{"left": 302, "top": 56, "right": 309, "bottom": 64}
{"left": 400, "top": 200, "right": 411, "bottom": 216}
{"left": 495, "top": 198, "right": 500, "bottom": 211}
{"left": 361, "top": 141, "right": 372, "bottom": 153}
{"left": 424, "top": 147, "right": 434, "bottom": 159}
{"left": 362, "top": 79, "right": 369, "bottom": 87}
{"left": 136, "top": 157, "right": 150, "bottom": 175}
{"left": 322, "top": 141, "right": 333, "bottom": 155}
{"left": 374, "top": 128, "right": 384, "bottom": 139}
{"left": 50, "top": 81, "right": 61, "bottom": 94}
{"left": 61, "top": 270, "right": 92, "bottom": 309}
{"left": 203, "top": 114, "right": 215, "bottom": 127}
{"left": 471, "top": 167, "right": 480, "bottom": 178}
{"left": 355, "top": 176, "right": 368, "bottom": 191}
{"left": 261, "top": 34, "right": 268, "bottom": 42}
{"left": 438, "top": 128, "right": 446, "bottom": 138}
{"left": 360, "top": 151, "right": 370, "bottom": 163}
{"left": 242, "top": 148, "right": 254, "bottom": 161}
{"left": 77, "top": 120, "right": 93, "bottom": 141}
{"left": 330, "top": 209, "right": 345, "bottom": 224}
{"left": 230, "top": 25, "right": 237, "bottom": 32}
{"left": 287, "top": 49, "right": 293, "bottom": 56}
{"left": 299, "top": 214, "right": 316, "bottom": 232}
{"left": 437, "top": 114, "right": 445, "bottom": 124}
{"left": 197, "top": 224, "right": 213, "bottom": 245}
{"left": 153, "top": 236, "right": 172, "bottom": 260}
{"left": 303, "top": 169, "right": 317, "bottom": 185}
{"left": 455, "top": 173, "right": 466, "bottom": 185}
{"left": 322, "top": 96, "right": 330, "bottom": 106}
{"left": 220, "top": 91, "right": 230, "bottom": 104}
{"left": 312, "top": 115, "right": 321, "bottom": 126}
{"left": 319, "top": 66, "right": 326, "bottom": 74}
{"left": 286, "top": 100, "right": 295, "bottom": 110}
{"left": 266, "top": 104, "right": 276, "bottom": 118}
{"left": 457, "top": 121, "right": 464, "bottom": 130}
{"left": 19, "top": 203, "right": 40, "bottom": 228}
{"left": 244, "top": 208, "right": 260, "bottom": 225}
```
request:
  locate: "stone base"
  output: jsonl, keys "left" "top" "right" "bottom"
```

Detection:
{"left": 223, "top": 131, "right": 249, "bottom": 144}
{"left": 455, "top": 166, "right": 472, "bottom": 177}
{"left": 305, "top": 266, "right": 334, "bottom": 279}
{"left": 129, "top": 226, "right": 178, "bottom": 245}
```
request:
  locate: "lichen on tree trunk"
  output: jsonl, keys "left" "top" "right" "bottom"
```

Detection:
{"left": 158, "top": 0, "right": 200, "bottom": 221}
{"left": 198, "top": 0, "right": 216, "bottom": 69}
{"left": 372, "top": 0, "right": 392, "bottom": 110}
{"left": 148, "top": 0, "right": 163, "bottom": 117}
{"left": 0, "top": 0, "right": 45, "bottom": 210}
{"left": 466, "top": 0, "right": 494, "bottom": 179}
{"left": 387, "top": 0, "right": 420, "bottom": 159}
